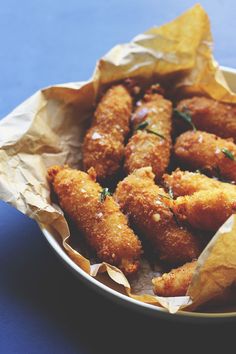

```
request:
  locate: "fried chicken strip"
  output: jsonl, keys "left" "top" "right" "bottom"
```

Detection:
{"left": 114, "top": 167, "right": 201, "bottom": 265}
{"left": 163, "top": 169, "right": 236, "bottom": 197}
{"left": 152, "top": 260, "right": 197, "bottom": 296}
{"left": 48, "top": 165, "right": 142, "bottom": 276}
{"left": 124, "top": 89, "right": 172, "bottom": 180}
{"left": 174, "top": 131, "right": 236, "bottom": 182}
{"left": 83, "top": 84, "right": 132, "bottom": 181}
{"left": 173, "top": 190, "right": 236, "bottom": 232}
{"left": 176, "top": 96, "right": 236, "bottom": 141}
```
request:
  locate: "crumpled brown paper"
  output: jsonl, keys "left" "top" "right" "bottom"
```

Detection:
{"left": 1, "top": 4, "right": 236, "bottom": 314}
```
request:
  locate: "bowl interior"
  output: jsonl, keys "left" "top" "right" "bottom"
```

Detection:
{"left": 41, "top": 66, "right": 236, "bottom": 321}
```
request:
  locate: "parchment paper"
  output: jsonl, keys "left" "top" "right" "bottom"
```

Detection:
{"left": 1, "top": 4, "right": 236, "bottom": 313}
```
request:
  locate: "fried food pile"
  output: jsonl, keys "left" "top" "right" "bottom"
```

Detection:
{"left": 47, "top": 83, "right": 236, "bottom": 299}
{"left": 114, "top": 167, "right": 201, "bottom": 264}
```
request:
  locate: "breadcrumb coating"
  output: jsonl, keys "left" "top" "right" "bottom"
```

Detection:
{"left": 48, "top": 165, "right": 142, "bottom": 275}
{"left": 124, "top": 92, "right": 172, "bottom": 180}
{"left": 83, "top": 85, "right": 132, "bottom": 181}
{"left": 173, "top": 190, "right": 236, "bottom": 232}
{"left": 163, "top": 169, "right": 236, "bottom": 197}
{"left": 152, "top": 260, "right": 197, "bottom": 296}
{"left": 174, "top": 130, "right": 236, "bottom": 182}
{"left": 114, "top": 167, "right": 201, "bottom": 265}
{"left": 177, "top": 96, "right": 236, "bottom": 141}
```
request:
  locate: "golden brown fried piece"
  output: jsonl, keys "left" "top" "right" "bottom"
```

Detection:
{"left": 152, "top": 260, "right": 197, "bottom": 296}
{"left": 114, "top": 167, "right": 201, "bottom": 265}
{"left": 165, "top": 169, "right": 236, "bottom": 232}
{"left": 163, "top": 169, "right": 236, "bottom": 197}
{"left": 174, "top": 130, "right": 236, "bottom": 182}
{"left": 83, "top": 85, "right": 132, "bottom": 181}
{"left": 48, "top": 165, "right": 142, "bottom": 276}
{"left": 173, "top": 190, "right": 236, "bottom": 232}
{"left": 177, "top": 96, "right": 236, "bottom": 141}
{"left": 124, "top": 91, "right": 172, "bottom": 180}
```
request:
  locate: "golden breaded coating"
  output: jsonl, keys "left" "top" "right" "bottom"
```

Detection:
{"left": 163, "top": 169, "right": 236, "bottom": 197}
{"left": 177, "top": 96, "right": 236, "bottom": 141}
{"left": 83, "top": 85, "right": 132, "bottom": 181}
{"left": 174, "top": 131, "right": 236, "bottom": 182}
{"left": 114, "top": 167, "right": 201, "bottom": 265}
{"left": 152, "top": 260, "right": 197, "bottom": 296}
{"left": 47, "top": 165, "right": 142, "bottom": 276}
{"left": 173, "top": 190, "right": 236, "bottom": 232}
{"left": 124, "top": 91, "right": 172, "bottom": 180}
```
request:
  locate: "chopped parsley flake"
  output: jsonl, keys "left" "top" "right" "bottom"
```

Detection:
{"left": 174, "top": 108, "right": 197, "bottom": 132}
{"left": 99, "top": 188, "right": 111, "bottom": 202}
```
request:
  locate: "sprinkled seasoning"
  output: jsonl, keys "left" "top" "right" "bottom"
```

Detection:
{"left": 152, "top": 213, "right": 161, "bottom": 222}
{"left": 91, "top": 132, "right": 102, "bottom": 140}
{"left": 168, "top": 186, "right": 174, "bottom": 199}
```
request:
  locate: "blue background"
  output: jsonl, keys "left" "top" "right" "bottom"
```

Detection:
{"left": 0, "top": 1, "right": 236, "bottom": 353}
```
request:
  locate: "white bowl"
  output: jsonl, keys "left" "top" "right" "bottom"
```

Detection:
{"left": 41, "top": 67, "right": 236, "bottom": 322}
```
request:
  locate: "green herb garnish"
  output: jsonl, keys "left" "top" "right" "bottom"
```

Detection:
{"left": 136, "top": 121, "right": 165, "bottom": 139}
{"left": 174, "top": 107, "right": 197, "bottom": 132}
{"left": 146, "top": 129, "right": 165, "bottom": 139}
{"left": 99, "top": 188, "right": 111, "bottom": 202}
{"left": 158, "top": 193, "right": 172, "bottom": 200}
{"left": 136, "top": 121, "right": 149, "bottom": 130}
{"left": 158, "top": 187, "right": 174, "bottom": 201}
{"left": 168, "top": 206, "right": 180, "bottom": 227}
{"left": 221, "top": 148, "right": 236, "bottom": 161}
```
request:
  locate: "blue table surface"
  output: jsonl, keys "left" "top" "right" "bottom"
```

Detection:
{"left": 1, "top": 1, "right": 236, "bottom": 353}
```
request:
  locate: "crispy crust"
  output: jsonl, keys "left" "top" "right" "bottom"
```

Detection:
{"left": 124, "top": 93, "right": 172, "bottom": 180}
{"left": 114, "top": 167, "right": 201, "bottom": 264}
{"left": 177, "top": 96, "right": 236, "bottom": 141}
{"left": 173, "top": 190, "right": 236, "bottom": 232}
{"left": 164, "top": 169, "right": 236, "bottom": 232}
{"left": 48, "top": 165, "right": 142, "bottom": 276}
{"left": 83, "top": 85, "right": 132, "bottom": 181}
{"left": 152, "top": 260, "right": 197, "bottom": 296}
{"left": 174, "top": 130, "right": 236, "bottom": 182}
{"left": 163, "top": 169, "right": 236, "bottom": 197}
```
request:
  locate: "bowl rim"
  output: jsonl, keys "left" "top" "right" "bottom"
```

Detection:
{"left": 41, "top": 225, "right": 236, "bottom": 321}
{"left": 41, "top": 66, "right": 236, "bottom": 321}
